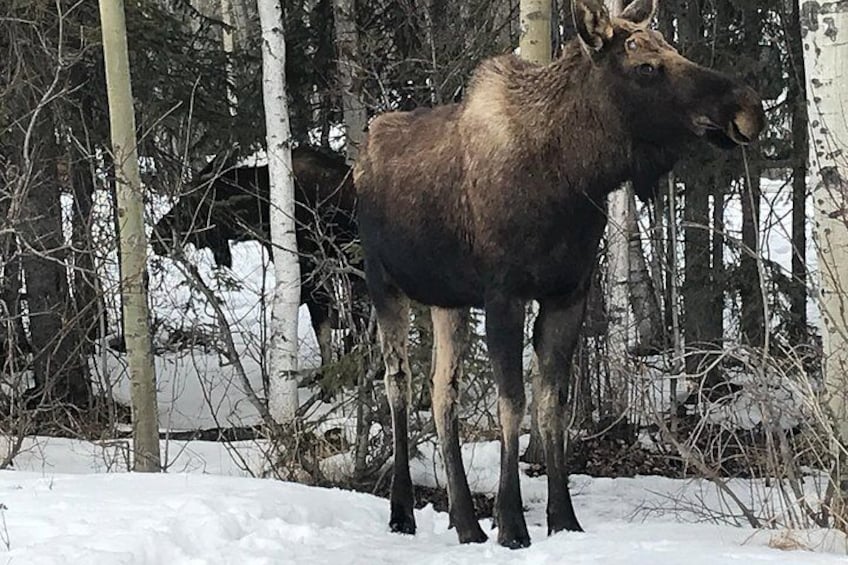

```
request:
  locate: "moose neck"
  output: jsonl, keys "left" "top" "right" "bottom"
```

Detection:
{"left": 509, "top": 41, "right": 638, "bottom": 202}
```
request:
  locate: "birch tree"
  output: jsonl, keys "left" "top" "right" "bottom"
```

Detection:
{"left": 800, "top": 0, "right": 848, "bottom": 528}
{"left": 258, "top": 0, "right": 300, "bottom": 424}
{"left": 220, "top": 0, "right": 238, "bottom": 113}
{"left": 518, "top": 0, "right": 552, "bottom": 465}
{"left": 98, "top": 0, "right": 160, "bottom": 471}
{"left": 519, "top": 0, "right": 552, "bottom": 63}
{"left": 333, "top": 0, "right": 367, "bottom": 163}
{"left": 603, "top": 0, "right": 633, "bottom": 430}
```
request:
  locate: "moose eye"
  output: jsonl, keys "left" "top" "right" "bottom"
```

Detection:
{"left": 636, "top": 63, "right": 656, "bottom": 76}
{"left": 626, "top": 38, "right": 638, "bottom": 51}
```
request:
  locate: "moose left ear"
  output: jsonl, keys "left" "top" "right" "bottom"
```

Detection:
{"left": 572, "top": 0, "right": 614, "bottom": 52}
{"left": 620, "top": 0, "right": 657, "bottom": 26}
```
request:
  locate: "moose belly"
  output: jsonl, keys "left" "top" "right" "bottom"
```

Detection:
{"left": 359, "top": 209, "right": 485, "bottom": 308}
{"left": 361, "top": 214, "right": 606, "bottom": 308}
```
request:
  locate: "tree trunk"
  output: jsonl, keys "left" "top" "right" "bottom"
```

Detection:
{"left": 99, "top": 0, "right": 161, "bottom": 472}
{"left": 518, "top": 0, "right": 552, "bottom": 465}
{"left": 220, "top": 0, "right": 238, "bottom": 114}
{"left": 71, "top": 157, "right": 102, "bottom": 351}
{"left": 788, "top": 0, "right": 808, "bottom": 343}
{"left": 519, "top": 0, "right": 552, "bottom": 63}
{"left": 676, "top": 0, "right": 723, "bottom": 396}
{"left": 600, "top": 0, "right": 633, "bottom": 436}
{"left": 800, "top": 0, "right": 848, "bottom": 531}
{"left": 626, "top": 191, "right": 663, "bottom": 355}
{"left": 259, "top": 0, "right": 300, "bottom": 425}
{"left": 333, "top": 0, "right": 367, "bottom": 164}
{"left": 682, "top": 172, "right": 713, "bottom": 380}
{"left": 740, "top": 163, "right": 764, "bottom": 347}
{"left": 20, "top": 141, "right": 91, "bottom": 409}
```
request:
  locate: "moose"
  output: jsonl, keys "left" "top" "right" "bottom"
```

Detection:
{"left": 354, "top": 0, "right": 765, "bottom": 549}
{"left": 151, "top": 145, "right": 363, "bottom": 368}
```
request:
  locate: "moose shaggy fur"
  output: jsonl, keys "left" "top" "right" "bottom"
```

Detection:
{"left": 354, "top": 0, "right": 765, "bottom": 549}
{"left": 152, "top": 145, "right": 362, "bottom": 367}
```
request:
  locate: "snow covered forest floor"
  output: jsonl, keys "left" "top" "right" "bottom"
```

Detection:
{"left": 1, "top": 174, "right": 827, "bottom": 563}
{"left": 7, "top": 176, "right": 833, "bottom": 563}
{"left": 0, "top": 435, "right": 845, "bottom": 564}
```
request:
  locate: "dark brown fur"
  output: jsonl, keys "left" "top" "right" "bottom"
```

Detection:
{"left": 354, "top": 0, "right": 765, "bottom": 549}
{"left": 152, "top": 145, "right": 364, "bottom": 368}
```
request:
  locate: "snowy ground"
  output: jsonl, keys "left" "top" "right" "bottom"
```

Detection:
{"left": 0, "top": 436, "right": 844, "bottom": 564}
{"left": 38, "top": 170, "right": 838, "bottom": 562}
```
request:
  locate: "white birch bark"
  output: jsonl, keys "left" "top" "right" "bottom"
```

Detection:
{"left": 519, "top": 0, "right": 552, "bottom": 464}
{"left": 603, "top": 0, "right": 633, "bottom": 423}
{"left": 519, "top": 0, "right": 552, "bottom": 63}
{"left": 258, "top": 0, "right": 300, "bottom": 424}
{"left": 220, "top": 0, "right": 238, "bottom": 114}
{"left": 333, "top": 0, "right": 367, "bottom": 164}
{"left": 800, "top": 0, "right": 848, "bottom": 520}
{"left": 98, "top": 0, "right": 161, "bottom": 471}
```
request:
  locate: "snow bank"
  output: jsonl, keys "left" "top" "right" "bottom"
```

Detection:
{"left": 0, "top": 470, "right": 844, "bottom": 564}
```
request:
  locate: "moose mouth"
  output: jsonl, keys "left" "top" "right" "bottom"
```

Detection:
{"left": 691, "top": 115, "right": 755, "bottom": 147}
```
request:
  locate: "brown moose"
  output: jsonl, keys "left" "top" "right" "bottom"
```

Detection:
{"left": 353, "top": 0, "right": 765, "bottom": 549}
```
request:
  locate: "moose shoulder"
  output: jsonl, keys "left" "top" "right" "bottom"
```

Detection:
{"left": 354, "top": 0, "right": 764, "bottom": 549}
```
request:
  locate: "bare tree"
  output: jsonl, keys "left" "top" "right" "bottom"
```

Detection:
{"left": 518, "top": 0, "right": 551, "bottom": 465}
{"left": 800, "top": 0, "right": 848, "bottom": 530}
{"left": 334, "top": 0, "right": 368, "bottom": 163}
{"left": 603, "top": 0, "right": 633, "bottom": 432}
{"left": 98, "top": 0, "right": 161, "bottom": 471}
{"left": 258, "top": 0, "right": 300, "bottom": 424}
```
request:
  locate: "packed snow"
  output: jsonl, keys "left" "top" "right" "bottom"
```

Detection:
{"left": 0, "top": 435, "right": 845, "bottom": 564}
{"left": 39, "top": 170, "right": 840, "bottom": 563}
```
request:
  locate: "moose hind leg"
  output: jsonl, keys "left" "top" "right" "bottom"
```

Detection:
{"left": 431, "top": 307, "right": 487, "bottom": 544}
{"left": 485, "top": 297, "right": 530, "bottom": 549}
{"left": 534, "top": 293, "right": 588, "bottom": 535}
{"left": 306, "top": 298, "right": 334, "bottom": 370}
{"left": 372, "top": 283, "right": 415, "bottom": 535}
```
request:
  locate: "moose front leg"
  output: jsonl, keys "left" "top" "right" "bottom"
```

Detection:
{"left": 485, "top": 296, "right": 530, "bottom": 549}
{"left": 534, "top": 292, "right": 589, "bottom": 535}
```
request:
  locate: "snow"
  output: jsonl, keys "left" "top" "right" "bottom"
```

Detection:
{"left": 0, "top": 435, "right": 843, "bottom": 563}
{"left": 44, "top": 168, "right": 840, "bottom": 562}
{"left": 0, "top": 470, "right": 843, "bottom": 564}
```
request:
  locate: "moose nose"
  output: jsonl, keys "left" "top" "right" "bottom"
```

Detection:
{"left": 729, "top": 110, "right": 762, "bottom": 145}
{"left": 728, "top": 86, "right": 766, "bottom": 144}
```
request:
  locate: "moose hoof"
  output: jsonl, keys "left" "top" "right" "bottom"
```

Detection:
{"left": 389, "top": 507, "right": 416, "bottom": 535}
{"left": 498, "top": 533, "right": 531, "bottom": 550}
{"left": 548, "top": 514, "right": 584, "bottom": 535}
{"left": 497, "top": 520, "right": 531, "bottom": 549}
{"left": 457, "top": 524, "right": 488, "bottom": 544}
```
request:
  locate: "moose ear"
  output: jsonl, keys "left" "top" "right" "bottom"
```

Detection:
{"left": 572, "top": 0, "right": 613, "bottom": 52}
{"left": 620, "top": 0, "right": 657, "bottom": 26}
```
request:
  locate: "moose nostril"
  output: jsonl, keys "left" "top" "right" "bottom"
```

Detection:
{"left": 730, "top": 121, "right": 752, "bottom": 144}
{"left": 731, "top": 111, "right": 762, "bottom": 143}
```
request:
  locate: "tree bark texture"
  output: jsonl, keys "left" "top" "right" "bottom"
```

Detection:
{"left": 259, "top": 0, "right": 301, "bottom": 424}
{"left": 800, "top": 0, "right": 848, "bottom": 531}
{"left": 99, "top": 0, "right": 161, "bottom": 472}
{"left": 333, "top": 0, "right": 367, "bottom": 164}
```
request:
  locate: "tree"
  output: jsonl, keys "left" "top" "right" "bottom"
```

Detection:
{"left": 258, "top": 0, "right": 300, "bottom": 424}
{"left": 787, "top": 0, "right": 809, "bottom": 343}
{"left": 98, "top": 0, "right": 161, "bottom": 471}
{"left": 603, "top": 0, "right": 633, "bottom": 432}
{"left": 334, "top": 0, "right": 368, "bottom": 163}
{"left": 800, "top": 0, "right": 848, "bottom": 530}
{"left": 518, "top": 0, "right": 551, "bottom": 466}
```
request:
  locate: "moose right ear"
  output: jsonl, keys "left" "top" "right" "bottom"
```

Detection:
{"left": 572, "top": 0, "right": 614, "bottom": 52}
